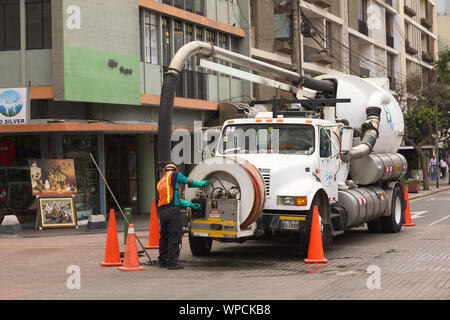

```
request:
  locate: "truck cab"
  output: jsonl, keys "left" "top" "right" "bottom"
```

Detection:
{"left": 216, "top": 116, "right": 341, "bottom": 215}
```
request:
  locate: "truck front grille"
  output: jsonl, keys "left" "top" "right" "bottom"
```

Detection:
{"left": 259, "top": 168, "right": 271, "bottom": 198}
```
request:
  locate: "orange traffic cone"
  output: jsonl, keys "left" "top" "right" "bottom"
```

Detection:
{"left": 304, "top": 205, "right": 328, "bottom": 264}
{"left": 100, "top": 209, "right": 122, "bottom": 267}
{"left": 145, "top": 200, "right": 160, "bottom": 249}
{"left": 118, "top": 224, "right": 146, "bottom": 271}
{"left": 403, "top": 187, "right": 416, "bottom": 227}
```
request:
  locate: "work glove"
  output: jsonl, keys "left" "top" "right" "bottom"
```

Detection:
{"left": 192, "top": 203, "right": 202, "bottom": 211}
{"left": 200, "top": 180, "right": 210, "bottom": 187}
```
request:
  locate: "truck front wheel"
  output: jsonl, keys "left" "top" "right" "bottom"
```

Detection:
{"left": 189, "top": 235, "right": 213, "bottom": 256}
{"left": 380, "top": 186, "right": 404, "bottom": 233}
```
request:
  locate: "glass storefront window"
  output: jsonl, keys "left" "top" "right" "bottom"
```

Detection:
{"left": 63, "top": 135, "right": 100, "bottom": 219}
{"left": 0, "top": 135, "right": 40, "bottom": 224}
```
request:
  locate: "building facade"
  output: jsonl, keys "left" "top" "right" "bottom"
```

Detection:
{"left": 0, "top": 0, "right": 251, "bottom": 223}
{"left": 251, "top": 0, "right": 438, "bottom": 99}
{"left": 437, "top": 0, "right": 450, "bottom": 52}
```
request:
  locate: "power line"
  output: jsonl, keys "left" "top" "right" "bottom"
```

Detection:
{"left": 300, "top": 6, "right": 407, "bottom": 80}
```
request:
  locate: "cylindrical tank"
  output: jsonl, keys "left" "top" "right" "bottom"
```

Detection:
{"left": 315, "top": 74, "right": 404, "bottom": 154}
{"left": 350, "top": 153, "right": 408, "bottom": 185}
{"left": 184, "top": 156, "right": 266, "bottom": 230}
{"left": 338, "top": 186, "right": 388, "bottom": 228}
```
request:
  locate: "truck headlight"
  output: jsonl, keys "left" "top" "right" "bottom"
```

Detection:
{"left": 283, "top": 197, "right": 294, "bottom": 205}
{"left": 278, "top": 196, "right": 307, "bottom": 206}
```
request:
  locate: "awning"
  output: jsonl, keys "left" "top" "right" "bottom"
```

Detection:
{"left": 0, "top": 121, "right": 193, "bottom": 134}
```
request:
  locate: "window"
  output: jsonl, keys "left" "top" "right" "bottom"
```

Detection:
{"left": 0, "top": 0, "right": 21, "bottom": 51}
{"left": 206, "top": 30, "right": 217, "bottom": 74}
{"left": 185, "top": 24, "right": 194, "bottom": 70}
{"left": 174, "top": 0, "right": 183, "bottom": 9}
{"left": 196, "top": 26, "right": 203, "bottom": 41}
{"left": 358, "top": 0, "right": 367, "bottom": 21}
{"left": 26, "top": 0, "right": 52, "bottom": 49}
{"left": 185, "top": 0, "right": 194, "bottom": 12}
{"left": 320, "top": 128, "right": 332, "bottom": 158}
{"left": 144, "top": 12, "right": 159, "bottom": 64}
{"left": 162, "top": 0, "right": 204, "bottom": 16}
{"left": 162, "top": 17, "right": 171, "bottom": 66}
{"left": 218, "top": 33, "right": 228, "bottom": 49}
{"left": 231, "top": 37, "right": 239, "bottom": 53}
{"left": 220, "top": 124, "right": 315, "bottom": 155}
{"left": 218, "top": 33, "right": 229, "bottom": 70}
{"left": 174, "top": 20, "right": 184, "bottom": 53}
{"left": 231, "top": 37, "right": 240, "bottom": 69}
{"left": 206, "top": 29, "right": 216, "bottom": 45}
{"left": 195, "top": 0, "right": 204, "bottom": 15}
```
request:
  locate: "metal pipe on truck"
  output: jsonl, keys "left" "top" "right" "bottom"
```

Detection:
{"left": 157, "top": 41, "right": 335, "bottom": 169}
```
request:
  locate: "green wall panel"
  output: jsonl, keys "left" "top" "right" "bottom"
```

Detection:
{"left": 64, "top": 46, "right": 141, "bottom": 105}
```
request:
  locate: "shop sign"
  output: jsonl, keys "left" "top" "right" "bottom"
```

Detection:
{"left": 0, "top": 88, "right": 29, "bottom": 125}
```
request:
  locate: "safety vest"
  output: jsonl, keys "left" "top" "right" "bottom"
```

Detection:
{"left": 156, "top": 171, "right": 180, "bottom": 207}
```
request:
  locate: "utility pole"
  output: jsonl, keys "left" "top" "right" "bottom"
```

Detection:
{"left": 291, "top": 0, "right": 302, "bottom": 76}
{"left": 435, "top": 77, "right": 439, "bottom": 189}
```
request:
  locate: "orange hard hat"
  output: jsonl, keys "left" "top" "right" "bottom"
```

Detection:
{"left": 163, "top": 164, "right": 178, "bottom": 172}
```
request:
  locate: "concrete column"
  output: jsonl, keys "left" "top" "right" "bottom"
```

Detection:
{"left": 97, "top": 134, "right": 106, "bottom": 216}
{"left": 20, "top": 0, "right": 26, "bottom": 86}
{"left": 137, "top": 134, "right": 156, "bottom": 215}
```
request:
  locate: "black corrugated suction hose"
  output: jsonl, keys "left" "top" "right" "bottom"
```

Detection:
{"left": 158, "top": 72, "right": 180, "bottom": 170}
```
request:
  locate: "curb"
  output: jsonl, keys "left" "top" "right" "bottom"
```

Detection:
{"left": 409, "top": 185, "right": 450, "bottom": 200}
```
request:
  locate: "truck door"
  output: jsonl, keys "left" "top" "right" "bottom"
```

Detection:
{"left": 319, "top": 127, "right": 339, "bottom": 202}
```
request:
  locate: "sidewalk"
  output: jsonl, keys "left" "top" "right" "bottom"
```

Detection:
{"left": 408, "top": 175, "right": 450, "bottom": 200}
{"left": 9, "top": 177, "right": 450, "bottom": 238}
{"left": 18, "top": 211, "right": 152, "bottom": 238}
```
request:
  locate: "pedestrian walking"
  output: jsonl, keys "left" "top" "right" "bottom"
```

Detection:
{"left": 430, "top": 155, "right": 437, "bottom": 180}
{"left": 156, "top": 164, "right": 209, "bottom": 270}
{"left": 440, "top": 158, "right": 447, "bottom": 179}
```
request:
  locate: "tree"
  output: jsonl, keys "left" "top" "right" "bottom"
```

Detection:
{"left": 396, "top": 50, "right": 450, "bottom": 190}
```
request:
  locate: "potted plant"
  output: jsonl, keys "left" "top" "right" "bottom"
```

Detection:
{"left": 401, "top": 178, "right": 422, "bottom": 193}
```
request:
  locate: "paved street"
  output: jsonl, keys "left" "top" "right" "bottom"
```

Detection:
{"left": 1, "top": 189, "right": 450, "bottom": 300}
{"left": 410, "top": 188, "right": 450, "bottom": 226}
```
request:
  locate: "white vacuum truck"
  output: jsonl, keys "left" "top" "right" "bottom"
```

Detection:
{"left": 184, "top": 74, "right": 407, "bottom": 257}
{"left": 156, "top": 41, "right": 407, "bottom": 257}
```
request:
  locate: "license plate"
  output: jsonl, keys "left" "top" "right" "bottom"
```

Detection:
{"left": 280, "top": 220, "right": 299, "bottom": 230}
{"left": 209, "top": 213, "right": 220, "bottom": 218}
{"left": 193, "top": 232, "right": 209, "bottom": 237}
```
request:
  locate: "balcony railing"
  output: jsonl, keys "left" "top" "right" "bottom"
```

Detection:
{"left": 404, "top": 4, "right": 417, "bottom": 17}
{"left": 304, "top": 0, "right": 332, "bottom": 9}
{"left": 422, "top": 52, "right": 434, "bottom": 64}
{"left": 309, "top": 52, "right": 334, "bottom": 65}
{"left": 421, "top": 17, "right": 433, "bottom": 30}
{"left": 358, "top": 19, "right": 369, "bottom": 36}
{"left": 386, "top": 34, "right": 394, "bottom": 48}
{"left": 405, "top": 40, "right": 418, "bottom": 55}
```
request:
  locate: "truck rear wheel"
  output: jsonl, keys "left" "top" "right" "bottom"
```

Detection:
{"left": 380, "top": 186, "right": 404, "bottom": 233}
{"left": 189, "top": 235, "right": 213, "bottom": 256}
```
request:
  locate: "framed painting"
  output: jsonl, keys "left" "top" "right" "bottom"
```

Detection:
{"left": 37, "top": 197, "right": 77, "bottom": 229}
{"left": 29, "top": 159, "right": 77, "bottom": 196}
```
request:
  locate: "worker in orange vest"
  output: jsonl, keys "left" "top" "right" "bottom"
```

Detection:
{"left": 156, "top": 164, "right": 209, "bottom": 270}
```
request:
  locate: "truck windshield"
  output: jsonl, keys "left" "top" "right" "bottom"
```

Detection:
{"left": 219, "top": 124, "right": 315, "bottom": 155}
